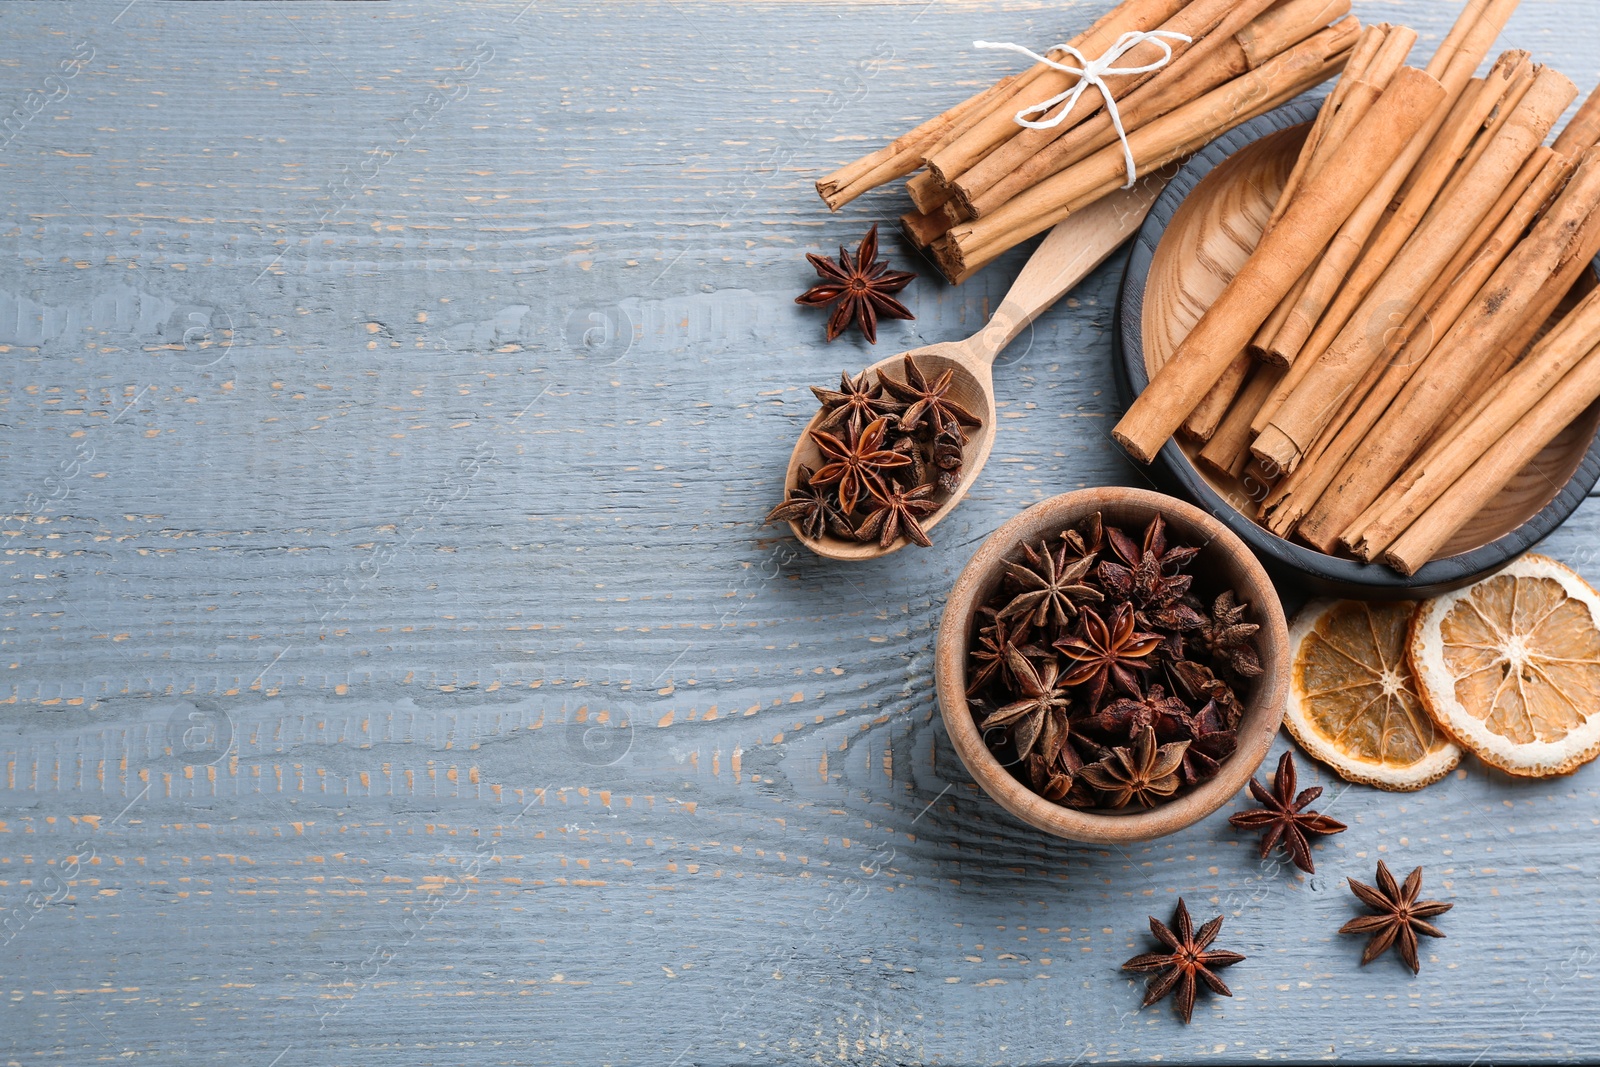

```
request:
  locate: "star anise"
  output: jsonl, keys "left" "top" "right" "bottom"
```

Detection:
{"left": 1173, "top": 699, "right": 1238, "bottom": 785}
{"left": 855, "top": 481, "right": 938, "bottom": 549}
{"left": 1024, "top": 728, "right": 1085, "bottom": 803}
{"left": 1195, "top": 591, "right": 1262, "bottom": 678}
{"left": 977, "top": 649, "right": 1073, "bottom": 760}
{"left": 1080, "top": 685, "right": 1190, "bottom": 746}
{"left": 1228, "top": 751, "right": 1346, "bottom": 874}
{"left": 1170, "top": 659, "right": 1245, "bottom": 729}
{"left": 966, "top": 609, "right": 1035, "bottom": 696}
{"left": 1099, "top": 514, "right": 1198, "bottom": 612}
{"left": 879, "top": 353, "right": 982, "bottom": 434}
{"left": 811, "top": 369, "right": 904, "bottom": 435}
{"left": 795, "top": 224, "right": 915, "bottom": 344}
{"left": 1123, "top": 898, "right": 1246, "bottom": 1024}
{"left": 1339, "top": 861, "right": 1452, "bottom": 973}
{"left": 765, "top": 465, "right": 852, "bottom": 541}
{"left": 997, "top": 538, "right": 1104, "bottom": 632}
{"left": 930, "top": 419, "right": 966, "bottom": 493}
{"left": 808, "top": 415, "right": 911, "bottom": 515}
{"left": 1079, "top": 726, "right": 1189, "bottom": 809}
{"left": 1055, "top": 603, "right": 1162, "bottom": 709}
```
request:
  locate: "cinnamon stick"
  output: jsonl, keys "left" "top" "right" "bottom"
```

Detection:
{"left": 1348, "top": 284, "right": 1600, "bottom": 562}
{"left": 1248, "top": 0, "right": 1526, "bottom": 432}
{"left": 1258, "top": 149, "right": 1571, "bottom": 538}
{"left": 817, "top": 75, "right": 1020, "bottom": 211}
{"left": 1294, "top": 146, "right": 1600, "bottom": 552}
{"left": 1553, "top": 80, "right": 1600, "bottom": 158}
{"left": 1263, "top": 55, "right": 1531, "bottom": 367}
{"left": 1384, "top": 332, "right": 1600, "bottom": 574}
{"left": 935, "top": 27, "right": 1359, "bottom": 283}
{"left": 1251, "top": 66, "right": 1576, "bottom": 472}
{"left": 1110, "top": 66, "right": 1445, "bottom": 464}
{"left": 1198, "top": 364, "right": 1284, "bottom": 478}
{"left": 955, "top": 0, "right": 1314, "bottom": 216}
{"left": 924, "top": 0, "right": 1191, "bottom": 186}
{"left": 1183, "top": 350, "right": 1252, "bottom": 441}
{"left": 907, "top": 171, "right": 950, "bottom": 214}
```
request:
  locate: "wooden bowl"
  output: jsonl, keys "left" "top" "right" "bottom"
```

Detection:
{"left": 1115, "top": 100, "right": 1600, "bottom": 599}
{"left": 934, "top": 487, "right": 1289, "bottom": 844}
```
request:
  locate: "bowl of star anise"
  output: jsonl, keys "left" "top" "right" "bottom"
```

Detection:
{"left": 935, "top": 487, "right": 1290, "bottom": 843}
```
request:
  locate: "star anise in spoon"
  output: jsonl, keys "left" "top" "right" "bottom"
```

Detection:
{"left": 795, "top": 224, "right": 916, "bottom": 344}
{"left": 1080, "top": 725, "right": 1188, "bottom": 808}
{"left": 1228, "top": 751, "right": 1346, "bottom": 874}
{"left": 854, "top": 480, "right": 938, "bottom": 549}
{"left": 765, "top": 464, "right": 853, "bottom": 541}
{"left": 1055, "top": 603, "right": 1163, "bottom": 709}
{"left": 1123, "top": 898, "right": 1246, "bottom": 1024}
{"left": 811, "top": 369, "right": 904, "bottom": 435}
{"left": 1339, "top": 861, "right": 1452, "bottom": 973}
{"left": 977, "top": 649, "right": 1073, "bottom": 761}
{"left": 808, "top": 415, "right": 911, "bottom": 515}
{"left": 879, "top": 353, "right": 982, "bottom": 434}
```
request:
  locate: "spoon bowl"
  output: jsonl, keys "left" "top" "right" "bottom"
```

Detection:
{"left": 782, "top": 181, "right": 1168, "bottom": 561}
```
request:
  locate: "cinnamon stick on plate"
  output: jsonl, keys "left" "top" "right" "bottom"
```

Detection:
{"left": 1110, "top": 65, "right": 1444, "bottom": 465}
{"left": 1293, "top": 146, "right": 1600, "bottom": 552}
{"left": 1348, "top": 286, "right": 1600, "bottom": 563}
{"left": 1384, "top": 333, "right": 1600, "bottom": 574}
{"left": 1250, "top": 65, "right": 1577, "bottom": 472}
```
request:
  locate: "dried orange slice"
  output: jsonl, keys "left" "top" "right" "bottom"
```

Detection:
{"left": 1285, "top": 599, "right": 1461, "bottom": 791}
{"left": 1408, "top": 554, "right": 1600, "bottom": 778}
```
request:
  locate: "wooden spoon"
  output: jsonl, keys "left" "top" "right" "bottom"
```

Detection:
{"left": 782, "top": 179, "right": 1169, "bottom": 561}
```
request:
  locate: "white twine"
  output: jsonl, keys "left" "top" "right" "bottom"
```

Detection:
{"left": 975, "top": 29, "right": 1191, "bottom": 187}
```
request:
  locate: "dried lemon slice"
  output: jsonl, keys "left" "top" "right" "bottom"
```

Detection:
{"left": 1409, "top": 554, "right": 1600, "bottom": 778}
{"left": 1286, "top": 599, "right": 1461, "bottom": 791}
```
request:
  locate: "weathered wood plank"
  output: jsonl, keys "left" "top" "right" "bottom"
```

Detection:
{"left": 4, "top": 1, "right": 1600, "bottom": 1064}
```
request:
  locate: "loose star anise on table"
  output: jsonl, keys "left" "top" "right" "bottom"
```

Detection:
{"left": 1339, "top": 860, "right": 1452, "bottom": 973}
{"left": 1123, "top": 898, "right": 1246, "bottom": 1024}
{"left": 1228, "top": 751, "right": 1346, "bottom": 874}
{"left": 795, "top": 224, "right": 915, "bottom": 344}
{"left": 962, "top": 510, "right": 1262, "bottom": 811}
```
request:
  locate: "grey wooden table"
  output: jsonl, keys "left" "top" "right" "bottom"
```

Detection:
{"left": 4, "top": 1, "right": 1600, "bottom": 1063}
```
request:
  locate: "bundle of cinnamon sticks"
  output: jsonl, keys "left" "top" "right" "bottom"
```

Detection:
{"left": 1112, "top": 0, "right": 1600, "bottom": 573}
{"left": 815, "top": 0, "right": 1360, "bottom": 283}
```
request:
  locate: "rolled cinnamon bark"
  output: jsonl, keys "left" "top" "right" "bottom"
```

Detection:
{"left": 935, "top": 26, "right": 1358, "bottom": 283}
{"left": 1250, "top": 65, "right": 1576, "bottom": 472}
{"left": 817, "top": 75, "right": 1021, "bottom": 211}
{"left": 1248, "top": 0, "right": 1526, "bottom": 433}
{"left": 1553, "top": 81, "right": 1600, "bottom": 158}
{"left": 1111, "top": 65, "right": 1445, "bottom": 464}
{"left": 1182, "top": 350, "right": 1253, "bottom": 441}
{"left": 1259, "top": 149, "right": 1572, "bottom": 538}
{"left": 1384, "top": 334, "right": 1600, "bottom": 574}
{"left": 1349, "top": 285, "right": 1600, "bottom": 561}
{"left": 1263, "top": 54, "right": 1530, "bottom": 367}
{"left": 957, "top": 0, "right": 1337, "bottom": 218}
{"left": 924, "top": 0, "right": 1191, "bottom": 186}
{"left": 1293, "top": 146, "right": 1600, "bottom": 552}
{"left": 1198, "top": 364, "right": 1284, "bottom": 478}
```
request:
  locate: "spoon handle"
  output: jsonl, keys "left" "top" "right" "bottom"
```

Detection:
{"left": 974, "top": 177, "right": 1169, "bottom": 361}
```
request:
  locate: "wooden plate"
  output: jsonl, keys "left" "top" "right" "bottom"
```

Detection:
{"left": 1115, "top": 100, "right": 1600, "bottom": 599}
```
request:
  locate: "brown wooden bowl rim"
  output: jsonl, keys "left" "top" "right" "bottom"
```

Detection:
{"left": 1114, "top": 99, "right": 1600, "bottom": 600}
{"left": 935, "top": 486, "right": 1289, "bottom": 844}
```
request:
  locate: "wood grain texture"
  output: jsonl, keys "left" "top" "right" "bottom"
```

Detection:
{"left": 3, "top": 1, "right": 1600, "bottom": 1064}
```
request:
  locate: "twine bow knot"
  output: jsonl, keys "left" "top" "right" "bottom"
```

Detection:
{"left": 974, "top": 29, "right": 1191, "bottom": 187}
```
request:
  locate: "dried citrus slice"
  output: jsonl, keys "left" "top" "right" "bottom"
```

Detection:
{"left": 1285, "top": 599, "right": 1461, "bottom": 791}
{"left": 1409, "top": 554, "right": 1600, "bottom": 778}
